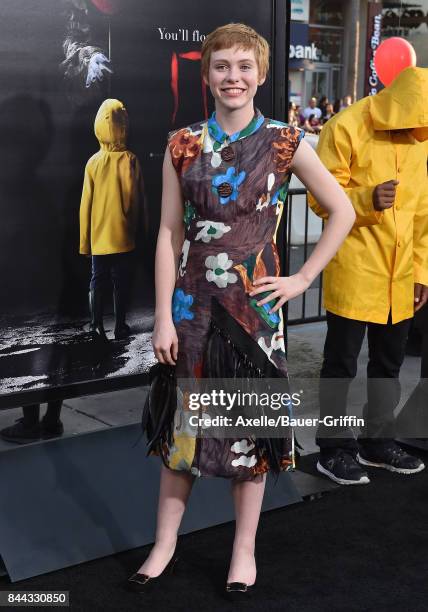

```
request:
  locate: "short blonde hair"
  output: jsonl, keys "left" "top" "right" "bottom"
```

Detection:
{"left": 201, "top": 23, "right": 270, "bottom": 81}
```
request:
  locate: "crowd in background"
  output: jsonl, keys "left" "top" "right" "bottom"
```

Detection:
{"left": 288, "top": 94, "right": 353, "bottom": 134}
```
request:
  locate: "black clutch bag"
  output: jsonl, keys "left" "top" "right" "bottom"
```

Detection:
{"left": 141, "top": 362, "right": 177, "bottom": 455}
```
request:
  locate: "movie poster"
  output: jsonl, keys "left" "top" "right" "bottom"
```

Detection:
{"left": 0, "top": 0, "right": 284, "bottom": 405}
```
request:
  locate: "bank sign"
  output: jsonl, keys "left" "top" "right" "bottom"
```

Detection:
{"left": 290, "top": 22, "right": 321, "bottom": 65}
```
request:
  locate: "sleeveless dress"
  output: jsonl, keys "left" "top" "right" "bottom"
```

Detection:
{"left": 158, "top": 109, "right": 304, "bottom": 481}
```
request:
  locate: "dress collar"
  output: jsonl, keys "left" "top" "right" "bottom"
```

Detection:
{"left": 207, "top": 108, "right": 265, "bottom": 147}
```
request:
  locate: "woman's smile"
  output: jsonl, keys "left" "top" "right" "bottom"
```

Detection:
{"left": 221, "top": 87, "right": 247, "bottom": 97}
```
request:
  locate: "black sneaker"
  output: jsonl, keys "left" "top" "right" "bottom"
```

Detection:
{"left": 357, "top": 441, "right": 425, "bottom": 474}
{"left": 0, "top": 418, "right": 41, "bottom": 444}
{"left": 317, "top": 449, "right": 370, "bottom": 485}
{"left": 41, "top": 417, "right": 64, "bottom": 440}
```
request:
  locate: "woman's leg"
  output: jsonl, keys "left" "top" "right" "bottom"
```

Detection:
{"left": 228, "top": 473, "right": 266, "bottom": 585}
{"left": 137, "top": 465, "right": 194, "bottom": 576}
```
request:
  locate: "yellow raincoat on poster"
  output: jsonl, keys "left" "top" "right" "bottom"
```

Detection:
{"left": 79, "top": 99, "right": 143, "bottom": 255}
{"left": 309, "top": 67, "right": 428, "bottom": 324}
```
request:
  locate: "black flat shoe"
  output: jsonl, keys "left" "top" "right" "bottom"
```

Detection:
{"left": 127, "top": 555, "right": 179, "bottom": 593}
{"left": 225, "top": 581, "right": 256, "bottom": 601}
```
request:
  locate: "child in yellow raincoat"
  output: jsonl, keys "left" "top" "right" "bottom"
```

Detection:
{"left": 79, "top": 98, "right": 145, "bottom": 341}
{"left": 309, "top": 67, "right": 428, "bottom": 485}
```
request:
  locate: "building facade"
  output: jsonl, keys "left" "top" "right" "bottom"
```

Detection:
{"left": 289, "top": 0, "right": 382, "bottom": 107}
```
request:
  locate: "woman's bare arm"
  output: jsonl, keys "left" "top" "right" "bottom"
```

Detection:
{"left": 251, "top": 138, "right": 355, "bottom": 311}
{"left": 152, "top": 147, "right": 184, "bottom": 364}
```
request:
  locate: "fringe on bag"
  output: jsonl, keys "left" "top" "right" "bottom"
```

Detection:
{"left": 141, "top": 362, "right": 177, "bottom": 456}
{"left": 202, "top": 297, "right": 292, "bottom": 474}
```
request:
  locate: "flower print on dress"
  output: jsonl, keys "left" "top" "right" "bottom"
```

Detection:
{"left": 212, "top": 167, "right": 246, "bottom": 205}
{"left": 230, "top": 438, "right": 257, "bottom": 469}
{"left": 261, "top": 303, "right": 280, "bottom": 326}
{"left": 256, "top": 173, "right": 276, "bottom": 212}
{"left": 266, "top": 120, "right": 287, "bottom": 129}
{"left": 231, "top": 439, "right": 255, "bottom": 454}
{"left": 169, "top": 127, "right": 202, "bottom": 174}
{"left": 271, "top": 183, "right": 289, "bottom": 206}
{"left": 205, "top": 253, "right": 238, "bottom": 288}
{"left": 258, "top": 326, "right": 284, "bottom": 361}
{"left": 167, "top": 434, "right": 195, "bottom": 471}
{"left": 195, "top": 220, "right": 231, "bottom": 243}
{"left": 178, "top": 239, "right": 190, "bottom": 277}
{"left": 202, "top": 126, "right": 222, "bottom": 168}
{"left": 272, "top": 127, "right": 304, "bottom": 174}
{"left": 183, "top": 201, "right": 196, "bottom": 227}
{"left": 172, "top": 288, "right": 194, "bottom": 323}
{"left": 231, "top": 454, "right": 257, "bottom": 468}
{"left": 234, "top": 250, "right": 269, "bottom": 294}
{"left": 271, "top": 183, "right": 289, "bottom": 216}
{"left": 248, "top": 284, "right": 281, "bottom": 328}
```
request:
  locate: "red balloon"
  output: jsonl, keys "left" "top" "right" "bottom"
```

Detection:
{"left": 90, "top": 0, "right": 122, "bottom": 15}
{"left": 374, "top": 38, "right": 417, "bottom": 86}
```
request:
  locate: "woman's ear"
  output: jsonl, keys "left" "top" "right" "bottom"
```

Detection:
{"left": 258, "top": 74, "right": 266, "bottom": 86}
{"left": 203, "top": 73, "right": 209, "bottom": 86}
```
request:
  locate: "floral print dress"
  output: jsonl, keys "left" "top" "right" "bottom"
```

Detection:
{"left": 162, "top": 109, "right": 304, "bottom": 480}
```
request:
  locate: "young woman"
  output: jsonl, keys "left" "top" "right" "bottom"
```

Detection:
{"left": 128, "top": 23, "right": 355, "bottom": 598}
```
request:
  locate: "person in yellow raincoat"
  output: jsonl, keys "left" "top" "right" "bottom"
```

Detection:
{"left": 308, "top": 67, "right": 428, "bottom": 485}
{"left": 79, "top": 98, "right": 146, "bottom": 341}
